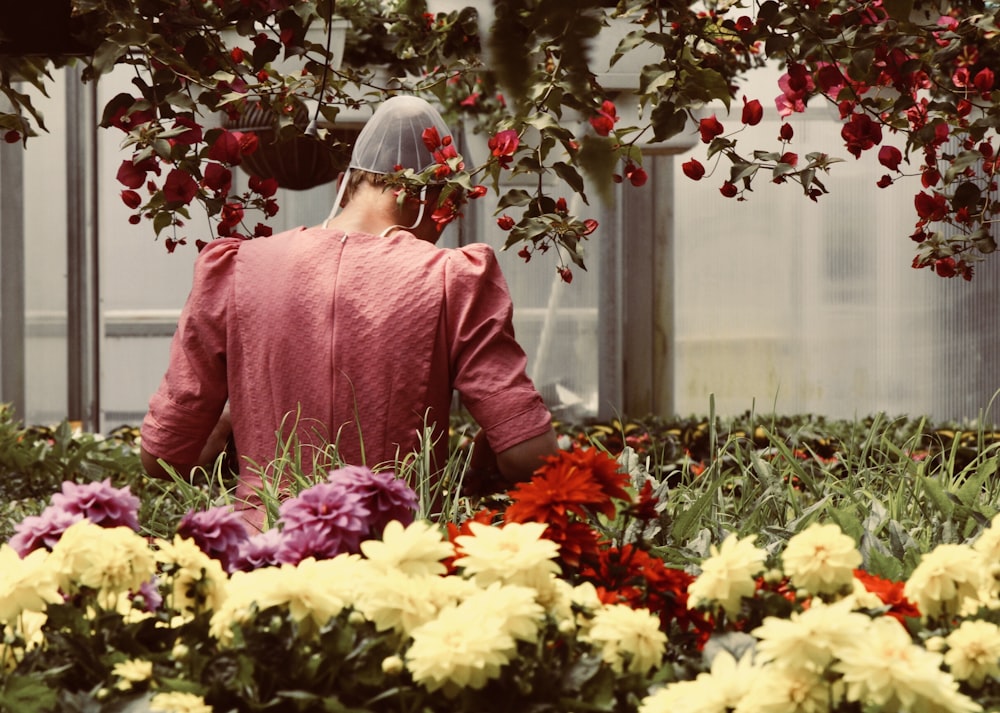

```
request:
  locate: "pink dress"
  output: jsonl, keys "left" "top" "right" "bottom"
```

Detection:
{"left": 141, "top": 227, "right": 552, "bottom": 526}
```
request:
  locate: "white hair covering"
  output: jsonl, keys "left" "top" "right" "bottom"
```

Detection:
{"left": 325, "top": 95, "right": 454, "bottom": 228}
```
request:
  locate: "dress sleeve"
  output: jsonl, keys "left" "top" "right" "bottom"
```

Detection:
{"left": 445, "top": 244, "right": 552, "bottom": 454}
{"left": 140, "top": 238, "right": 240, "bottom": 464}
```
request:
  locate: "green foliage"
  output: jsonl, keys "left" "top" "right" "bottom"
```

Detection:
{"left": 562, "top": 411, "right": 1000, "bottom": 577}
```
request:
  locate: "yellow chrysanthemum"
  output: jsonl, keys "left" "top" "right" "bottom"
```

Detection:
{"left": 406, "top": 602, "right": 515, "bottom": 696}
{"left": 781, "top": 523, "right": 861, "bottom": 596}
{"left": 360, "top": 520, "right": 453, "bottom": 577}
{"left": 155, "top": 535, "right": 228, "bottom": 617}
{"left": 834, "top": 616, "right": 981, "bottom": 713}
{"left": 112, "top": 658, "right": 153, "bottom": 690}
{"left": 149, "top": 691, "right": 213, "bottom": 713}
{"left": 0, "top": 544, "right": 61, "bottom": 625}
{"left": 2, "top": 610, "right": 47, "bottom": 671}
{"left": 453, "top": 521, "right": 561, "bottom": 594}
{"left": 972, "top": 513, "right": 1000, "bottom": 561}
{"left": 753, "top": 599, "right": 870, "bottom": 672}
{"left": 463, "top": 582, "right": 545, "bottom": 644}
{"left": 353, "top": 570, "right": 451, "bottom": 636}
{"left": 639, "top": 677, "right": 728, "bottom": 713}
{"left": 904, "top": 543, "right": 988, "bottom": 618}
{"left": 583, "top": 603, "right": 667, "bottom": 674}
{"left": 210, "top": 558, "right": 355, "bottom": 643}
{"left": 944, "top": 620, "right": 1000, "bottom": 688}
{"left": 113, "top": 657, "right": 153, "bottom": 682}
{"left": 688, "top": 533, "right": 768, "bottom": 616}
{"left": 49, "top": 521, "right": 156, "bottom": 608}
{"left": 733, "top": 664, "right": 832, "bottom": 713}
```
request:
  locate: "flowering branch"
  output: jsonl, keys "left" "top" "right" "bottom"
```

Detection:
{"left": 2, "top": 0, "right": 999, "bottom": 278}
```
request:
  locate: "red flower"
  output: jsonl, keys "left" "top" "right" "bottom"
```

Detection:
{"left": 974, "top": 67, "right": 995, "bottom": 94}
{"left": 4, "top": 130, "right": 20, "bottom": 144}
{"left": 238, "top": 132, "right": 258, "bottom": 157}
{"left": 775, "top": 65, "right": 814, "bottom": 117}
{"left": 816, "top": 64, "right": 846, "bottom": 94}
{"left": 488, "top": 129, "right": 519, "bottom": 169}
{"left": 496, "top": 215, "right": 515, "bottom": 230}
{"left": 853, "top": 570, "right": 921, "bottom": 623}
{"left": 230, "top": 47, "right": 245, "bottom": 63}
{"left": 163, "top": 169, "right": 198, "bottom": 205}
{"left": 460, "top": 92, "right": 480, "bottom": 107}
{"left": 208, "top": 130, "right": 246, "bottom": 165}
{"left": 914, "top": 190, "right": 948, "bottom": 221}
{"left": 542, "top": 521, "right": 603, "bottom": 569}
{"left": 779, "top": 123, "right": 795, "bottom": 141}
{"left": 841, "top": 113, "right": 882, "bottom": 158}
{"left": 780, "top": 152, "right": 799, "bottom": 167}
{"left": 253, "top": 223, "right": 273, "bottom": 237}
{"left": 624, "top": 162, "right": 648, "bottom": 187}
{"left": 467, "top": 185, "right": 487, "bottom": 199}
{"left": 720, "top": 181, "right": 738, "bottom": 197}
{"left": 164, "top": 238, "right": 186, "bottom": 253}
{"left": 108, "top": 103, "right": 155, "bottom": 132}
{"left": 876, "top": 174, "right": 893, "bottom": 188}
{"left": 421, "top": 126, "right": 442, "bottom": 152}
{"left": 170, "top": 116, "right": 203, "bottom": 146}
{"left": 202, "top": 162, "right": 232, "bottom": 194}
{"left": 116, "top": 159, "right": 148, "bottom": 189}
{"left": 558, "top": 446, "right": 631, "bottom": 506}
{"left": 249, "top": 175, "right": 278, "bottom": 198}
{"left": 582, "top": 219, "right": 598, "bottom": 235}
{"left": 589, "top": 100, "right": 619, "bottom": 136}
{"left": 430, "top": 196, "right": 461, "bottom": 231}
{"left": 741, "top": 97, "right": 763, "bottom": 126}
{"left": 698, "top": 115, "right": 725, "bottom": 143}
{"left": 878, "top": 145, "right": 903, "bottom": 171}
{"left": 935, "top": 256, "right": 957, "bottom": 277}
{"left": 218, "top": 202, "right": 244, "bottom": 235}
{"left": 558, "top": 267, "right": 573, "bottom": 283}
{"left": 120, "top": 190, "right": 142, "bottom": 209}
{"left": 682, "top": 158, "right": 705, "bottom": 180}
{"left": 504, "top": 457, "right": 607, "bottom": 526}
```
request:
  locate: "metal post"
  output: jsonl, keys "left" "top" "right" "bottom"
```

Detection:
{"left": 65, "top": 66, "right": 100, "bottom": 431}
{"left": 0, "top": 137, "right": 26, "bottom": 418}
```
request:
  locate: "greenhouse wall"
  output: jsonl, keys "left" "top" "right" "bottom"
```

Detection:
{"left": 1, "top": 64, "right": 998, "bottom": 432}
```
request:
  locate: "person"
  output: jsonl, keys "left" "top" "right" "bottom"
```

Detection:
{"left": 140, "top": 95, "right": 559, "bottom": 530}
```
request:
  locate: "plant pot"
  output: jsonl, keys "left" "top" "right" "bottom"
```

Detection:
{"left": 224, "top": 102, "right": 358, "bottom": 191}
{"left": 221, "top": 18, "right": 353, "bottom": 190}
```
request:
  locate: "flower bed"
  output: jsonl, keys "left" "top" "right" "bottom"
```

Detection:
{"left": 2, "top": 405, "right": 999, "bottom": 711}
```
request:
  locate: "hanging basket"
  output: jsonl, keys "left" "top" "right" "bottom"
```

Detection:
{"left": 225, "top": 103, "right": 358, "bottom": 191}
{"left": 219, "top": 18, "right": 354, "bottom": 191}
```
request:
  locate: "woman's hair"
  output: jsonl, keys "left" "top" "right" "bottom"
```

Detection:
{"left": 340, "top": 169, "right": 388, "bottom": 206}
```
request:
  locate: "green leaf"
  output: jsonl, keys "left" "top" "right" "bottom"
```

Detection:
{"left": 552, "top": 161, "right": 586, "bottom": 197}
{"left": 0, "top": 675, "right": 58, "bottom": 713}
{"left": 682, "top": 66, "right": 733, "bottom": 108}
{"left": 944, "top": 150, "right": 984, "bottom": 183}
{"left": 917, "top": 474, "right": 954, "bottom": 518}
{"left": 951, "top": 181, "right": 981, "bottom": 209}
{"left": 638, "top": 65, "right": 675, "bottom": 95}
{"left": 671, "top": 478, "right": 721, "bottom": 542}
{"left": 153, "top": 211, "right": 174, "bottom": 236}
{"left": 576, "top": 135, "right": 618, "bottom": 203}
{"left": 497, "top": 188, "right": 533, "bottom": 210}
{"left": 650, "top": 102, "right": 688, "bottom": 142}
